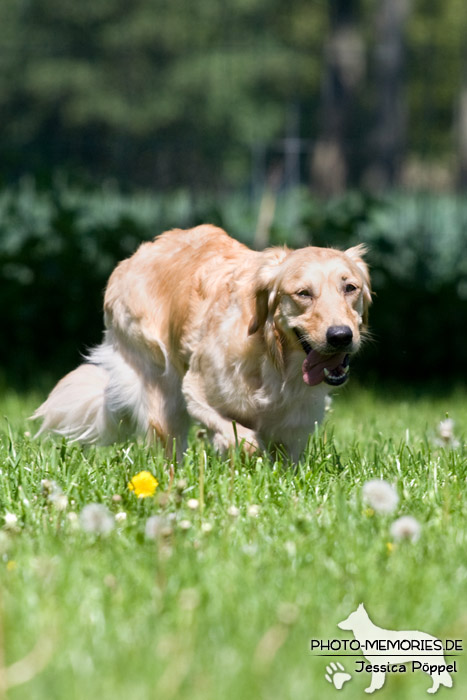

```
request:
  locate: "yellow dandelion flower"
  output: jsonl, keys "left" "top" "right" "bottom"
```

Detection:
{"left": 386, "top": 542, "right": 395, "bottom": 554}
{"left": 128, "top": 471, "right": 159, "bottom": 498}
{"left": 6, "top": 560, "right": 17, "bottom": 571}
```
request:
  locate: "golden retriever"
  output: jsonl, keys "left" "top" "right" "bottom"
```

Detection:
{"left": 34, "top": 225, "right": 371, "bottom": 458}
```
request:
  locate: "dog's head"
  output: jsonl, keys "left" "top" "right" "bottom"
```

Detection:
{"left": 337, "top": 603, "right": 369, "bottom": 631}
{"left": 249, "top": 245, "right": 371, "bottom": 386}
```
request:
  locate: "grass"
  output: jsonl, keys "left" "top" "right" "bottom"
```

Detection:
{"left": 0, "top": 384, "right": 466, "bottom": 699}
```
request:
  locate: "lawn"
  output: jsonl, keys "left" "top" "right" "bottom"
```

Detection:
{"left": 0, "top": 384, "right": 466, "bottom": 699}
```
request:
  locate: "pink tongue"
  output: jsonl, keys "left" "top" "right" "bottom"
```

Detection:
{"left": 302, "top": 350, "right": 346, "bottom": 386}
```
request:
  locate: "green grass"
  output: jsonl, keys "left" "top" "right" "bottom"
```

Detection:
{"left": 0, "top": 385, "right": 466, "bottom": 699}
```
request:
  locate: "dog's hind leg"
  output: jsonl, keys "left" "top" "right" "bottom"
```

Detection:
{"left": 427, "top": 668, "right": 453, "bottom": 693}
{"left": 365, "top": 671, "right": 386, "bottom": 694}
{"left": 145, "top": 367, "right": 190, "bottom": 458}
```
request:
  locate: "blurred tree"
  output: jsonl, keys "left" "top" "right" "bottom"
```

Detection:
{"left": 365, "top": 0, "right": 410, "bottom": 189}
{"left": 0, "top": 0, "right": 326, "bottom": 189}
{"left": 0, "top": 0, "right": 467, "bottom": 190}
{"left": 311, "top": 0, "right": 364, "bottom": 197}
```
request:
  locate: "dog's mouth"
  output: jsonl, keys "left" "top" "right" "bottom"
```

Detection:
{"left": 293, "top": 329, "right": 350, "bottom": 387}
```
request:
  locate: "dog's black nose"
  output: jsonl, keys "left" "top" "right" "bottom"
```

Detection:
{"left": 326, "top": 325, "right": 353, "bottom": 348}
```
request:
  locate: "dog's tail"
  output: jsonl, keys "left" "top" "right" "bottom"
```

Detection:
{"left": 32, "top": 337, "right": 149, "bottom": 444}
{"left": 32, "top": 363, "right": 117, "bottom": 444}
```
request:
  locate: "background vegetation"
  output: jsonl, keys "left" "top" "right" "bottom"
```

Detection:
{"left": 1, "top": 0, "right": 467, "bottom": 192}
{"left": 0, "top": 3, "right": 466, "bottom": 698}
{"left": 0, "top": 388, "right": 465, "bottom": 700}
{"left": 1, "top": 180, "right": 466, "bottom": 386}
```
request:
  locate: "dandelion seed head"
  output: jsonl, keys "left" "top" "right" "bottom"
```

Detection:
{"left": 176, "top": 479, "right": 188, "bottom": 493}
{"left": 362, "top": 479, "right": 399, "bottom": 514}
{"left": 4, "top": 513, "right": 18, "bottom": 528}
{"left": 390, "top": 515, "right": 421, "bottom": 543}
{"left": 115, "top": 511, "right": 127, "bottom": 523}
{"left": 436, "top": 418, "right": 460, "bottom": 448}
{"left": 201, "top": 522, "right": 213, "bottom": 533}
{"left": 49, "top": 492, "right": 68, "bottom": 511}
{"left": 80, "top": 504, "right": 114, "bottom": 535}
{"left": 145, "top": 515, "right": 170, "bottom": 540}
{"left": 187, "top": 498, "right": 199, "bottom": 510}
{"left": 227, "top": 505, "right": 240, "bottom": 518}
{"left": 247, "top": 504, "right": 260, "bottom": 517}
{"left": 179, "top": 519, "right": 192, "bottom": 531}
{"left": 67, "top": 512, "right": 79, "bottom": 530}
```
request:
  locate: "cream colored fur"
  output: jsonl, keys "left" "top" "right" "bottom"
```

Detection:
{"left": 33, "top": 225, "right": 371, "bottom": 459}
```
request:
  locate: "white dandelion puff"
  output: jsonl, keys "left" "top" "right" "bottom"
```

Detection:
{"left": 67, "top": 512, "right": 79, "bottom": 530}
{"left": 247, "top": 504, "right": 260, "bottom": 517}
{"left": 145, "top": 515, "right": 171, "bottom": 540}
{"left": 4, "top": 513, "right": 18, "bottom": 528}
{"left": 80, "top": 504, "right": 114, "bottom": 535}
{"left": 187, "top": 498, "right": 199, "bottom": 510}
{"left": 362, "top": 479, "right": 399, "bottom": 514}
{"left": 48, "top": 492, "right": 68, "bottom": 511}
{"left": 390, "top": 515, "right": 421, "bottom": 542}
{"left": 436, "top": 419, "right": 460, "bottom": 448}
{"left": 179, "top": 519, "right": 192, "bottom": 531}
{"left": 115, "top": 511, "right": 127, "bottom": 523}
{"left": 227, "top": 505, "right": 240, "bottom": 518}
{"left": 42, "top": 480, "right": 68, "bottom": 510}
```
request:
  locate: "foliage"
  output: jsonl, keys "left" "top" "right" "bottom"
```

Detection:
{"left": 0, "top": 180, "right": 466, "bottom": 384}
{"left": 1, "top": 0, "right": 466, "bottom": 187}
{"left": 0, "top": 387, "right": 466, "bottom": 699}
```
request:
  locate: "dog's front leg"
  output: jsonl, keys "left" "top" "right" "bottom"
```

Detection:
{"left": 182, "top": 370, "right": 259, "bottom": 453}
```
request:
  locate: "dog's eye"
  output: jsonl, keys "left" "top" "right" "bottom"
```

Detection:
{"left": 296, "top": 289, "right": 312, "bottom": 298}
{"left": 344, "top": 283, "right": 357, "bottom": 294}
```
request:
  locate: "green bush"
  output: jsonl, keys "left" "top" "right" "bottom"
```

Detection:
{"left": 0, "top": 179, "right": 466, "bottom": 386}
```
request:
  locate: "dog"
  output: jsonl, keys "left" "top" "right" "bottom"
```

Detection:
{"left": 338, "top": 604, "right": 454, "bottom": 694}
{"left": 33, "top": 225, "right": 371, "bottom": 458}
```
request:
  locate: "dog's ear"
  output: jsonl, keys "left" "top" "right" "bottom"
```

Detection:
{"left": 345, "top": 244, "right": 372, "bottom": 325}
{"left": 248, "top": 251, "right": 287, "bottom": 336}
{"left": 248, "top": 284, "right": 276, "bottom": 336}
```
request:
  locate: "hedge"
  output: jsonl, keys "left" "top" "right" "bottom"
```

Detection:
{"left": 0, "top": 179, "right": 466, "bottom": 386}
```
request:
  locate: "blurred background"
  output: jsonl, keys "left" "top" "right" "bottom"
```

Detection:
{"left": 0, "top": 0, "right": 466, "bottom": 388}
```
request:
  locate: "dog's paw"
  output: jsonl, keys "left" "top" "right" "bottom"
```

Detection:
{"left": 325, "top": 661, "right": 352, "bottom": 690}
{"left": 212, "top": 428, "right": 258, "bottom": 454}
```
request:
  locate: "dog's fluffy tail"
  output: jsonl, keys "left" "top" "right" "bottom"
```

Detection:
{"left": 32, "top": 336, "right": 150, "bottom": 444}
{"left": 32, "top": 363, "right": 116, "bottom": 444}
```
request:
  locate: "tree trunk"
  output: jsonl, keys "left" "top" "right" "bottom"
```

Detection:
{"left": 311, "top": 0, "right": 364, "bottom": 197}
{"left": 364, "top": 0, "right": 410, "bottom": 190}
